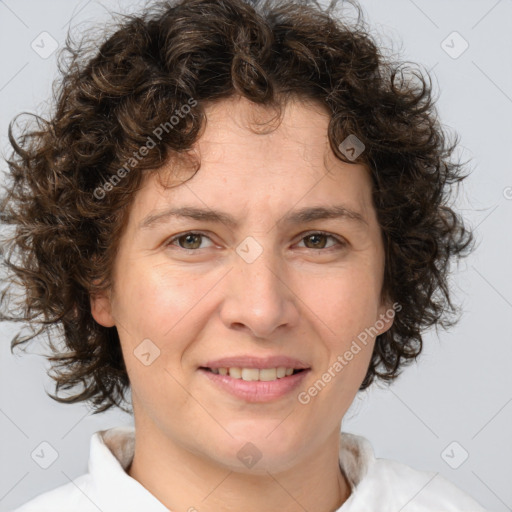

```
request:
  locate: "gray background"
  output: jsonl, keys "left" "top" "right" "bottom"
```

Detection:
{"left": 0, "top": 0, "right": 511, "bottom": 511}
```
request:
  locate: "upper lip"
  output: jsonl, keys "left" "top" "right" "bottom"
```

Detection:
{"left": 201, "top": 355, "right": 311, "bottom": 370}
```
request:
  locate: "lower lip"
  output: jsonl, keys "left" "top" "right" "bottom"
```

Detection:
{"left": 199, "top": 368, "right": 310, "bottom": 402}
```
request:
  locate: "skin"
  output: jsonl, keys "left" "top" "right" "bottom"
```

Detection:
{"left": 91, "top": 95, "right": 393, "bottom": 512}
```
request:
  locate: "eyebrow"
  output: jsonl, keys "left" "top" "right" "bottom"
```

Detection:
{"left": 139, "top": 204, "right": 368, "bottom": 230}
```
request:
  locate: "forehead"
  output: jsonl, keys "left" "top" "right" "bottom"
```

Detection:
{"left": 195, "top": 95, "right": 333, "bottom": 172}
{"left": 132, "top": 96, "right": 375, "bottom": 226}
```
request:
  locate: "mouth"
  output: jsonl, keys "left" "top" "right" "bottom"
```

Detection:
{"left": 198, "top": 364, "right": 310, "bottom": 402}
{"left": 200, "top": 366, "right": 306, "bottom": 381}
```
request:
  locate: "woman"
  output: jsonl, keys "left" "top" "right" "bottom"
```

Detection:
{"left": 1, "top": 0, "right": 486, "bottom": 510}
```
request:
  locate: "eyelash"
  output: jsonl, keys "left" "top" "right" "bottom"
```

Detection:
{"left": 164, "top": 230, "right": 346, "bottom": 253}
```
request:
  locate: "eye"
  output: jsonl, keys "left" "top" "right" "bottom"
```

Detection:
{"left": 165, "top": 232, "right": 214, "bottom": 251}
{"left": 296, "top": 231, "right": 345, "bottom": 251}
{"left": 164, "top": 230, "right": 346, "bottom": 252}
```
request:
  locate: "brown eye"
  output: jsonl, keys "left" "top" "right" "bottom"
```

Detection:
{"left": 166, "top": 232, "right": 213, "bottom": 251}
{"left": 298, "top": 232, "right": 344, "bottom": 250}
{"left": 178, "top": 233, "right": 202, "bottom": 249}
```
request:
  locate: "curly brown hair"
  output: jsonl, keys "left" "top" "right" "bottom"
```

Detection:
{"left": 0, "top": 0, "right": 472, "bottom": 414}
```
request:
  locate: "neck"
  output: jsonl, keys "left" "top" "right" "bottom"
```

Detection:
{"left": 127, "top": 425, "right": 351, "bottom": 512}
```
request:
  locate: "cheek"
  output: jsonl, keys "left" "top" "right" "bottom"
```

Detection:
{"left": 305, "top": 269, "right": 380, "bottom": 380}
{"left": 111, "top": 264, "right": 222, "bottom": 404}
{"left": 113, "top": 261, "right": 210, "bottom": 338}
{"left": 114, "top": 266, "right": 206, "bottom": 411}
{"left": 316, "top": 301, "right": 377, "bottom": 407}
{"left": 305, "top": 268, "right": 382, "bottom": 333}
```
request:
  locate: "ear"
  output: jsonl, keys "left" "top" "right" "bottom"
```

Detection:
{"left": 375, "top": 299, "right": 399, "bottom": 336}
{"left": 90, "top": 289, "right": 115, "bottom": 328}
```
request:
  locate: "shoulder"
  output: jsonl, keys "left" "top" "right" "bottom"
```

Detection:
{"left": 339, "top": 433, "right": 488, "bottom": 511}
{"left": 8, "top": 474, "right": 96, "bottom": 512}
{"left": 371, "top": 457, "right": 487, "bottom": 511}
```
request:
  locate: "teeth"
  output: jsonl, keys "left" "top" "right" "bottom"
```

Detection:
{"left": 241, "top": 368, "right": 260, "bottom": 381}
{"left": 229, "top": 367, "right": 242, "bottom": 379}
{"left": 209, "top": 366, "right": 300, "bottom": 381}
{"left": 258, "top": 368, "right": 277, "bottom": 381}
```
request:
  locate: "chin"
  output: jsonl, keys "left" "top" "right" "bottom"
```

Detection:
{"left": 206, "top": 424, "right": 306, "bottom": 473}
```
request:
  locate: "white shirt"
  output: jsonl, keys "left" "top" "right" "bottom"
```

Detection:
{"left": 10, "top": 426, "right": 487, "bottom": 512}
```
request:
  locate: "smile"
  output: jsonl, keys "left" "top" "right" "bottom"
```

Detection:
{"left": 203, "top": 367, "right": 305, "bottom": 381}
{"left": 199, "top": 367, "right": 310, "bottom": 402}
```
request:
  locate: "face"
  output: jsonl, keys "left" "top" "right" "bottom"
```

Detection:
{"left": 91, "top": 95, "right": 393, "bottom": 473}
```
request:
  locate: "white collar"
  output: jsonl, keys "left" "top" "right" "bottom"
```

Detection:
{"left": 82, "top": 426, "right": 484, "bottom": 512}
{"left": 86, "top": 426, "right": 372, "bottom": 510}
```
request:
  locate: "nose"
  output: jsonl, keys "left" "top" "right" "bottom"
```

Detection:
{"left": 219, "top": 238, "right": 300, "bottom": 339}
